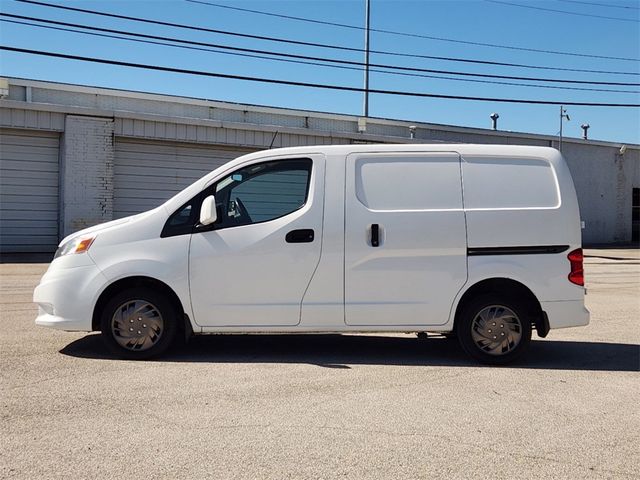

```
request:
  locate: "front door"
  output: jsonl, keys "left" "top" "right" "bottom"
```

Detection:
{"left": 344, "top": 152, "right": 467, "bottom": 326}
{"left": 189, "top": 155, "right": 324, "bottom": 327}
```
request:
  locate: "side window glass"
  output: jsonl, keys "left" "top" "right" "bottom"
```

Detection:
{"left": 168, "top": 204, "right": 192, "bottom": 226}
{"left": 212, "top": 159, "right": 312, "bottom": 229}
{"left": 161, "top": 202, "right": 195, "bottom": 237}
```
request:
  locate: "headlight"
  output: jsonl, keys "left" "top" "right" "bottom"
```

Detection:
{"left": 54, "top": 235, "right": 97, "bottom": 259}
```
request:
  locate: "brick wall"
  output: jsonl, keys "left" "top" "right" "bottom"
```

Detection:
{"left": 60, "top": 115, "right": 114, "bottom": 237}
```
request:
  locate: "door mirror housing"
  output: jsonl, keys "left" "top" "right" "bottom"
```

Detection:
{"left": 199, "top": 195, "right": 217, "bottom": 226}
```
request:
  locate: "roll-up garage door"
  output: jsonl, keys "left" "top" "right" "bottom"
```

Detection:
{"left": 0, "top": 128, "right": 60, "bottom": 253}
{"left": 114, "top": 138, "right": 255, "bottom": 218}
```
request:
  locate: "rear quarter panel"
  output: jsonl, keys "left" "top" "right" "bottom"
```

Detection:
{"left": 454, "top": 148, "right": 584, "bottom": 325}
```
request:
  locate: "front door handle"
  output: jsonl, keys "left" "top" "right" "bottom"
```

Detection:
{"left": 286, "top": 229, "right": 314, "bottom": 243}
{"left": 371, "top": 224, "right": 380, "bottom": 247}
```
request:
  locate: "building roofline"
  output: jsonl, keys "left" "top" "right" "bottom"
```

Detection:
{"left": 3, "top": 76, "right": 638, "bottom": 149}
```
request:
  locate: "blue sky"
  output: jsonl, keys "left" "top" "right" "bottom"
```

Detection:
{"left": 1, "top": 0, "right": 639, "bottom": 143}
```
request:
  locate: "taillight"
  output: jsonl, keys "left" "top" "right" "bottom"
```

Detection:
{"left": 568, "top": 248, "right": 584, "bottom": 286}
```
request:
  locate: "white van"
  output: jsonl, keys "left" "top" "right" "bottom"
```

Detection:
{"left": 34, "top": 144, "right": 589, "bottom": 364}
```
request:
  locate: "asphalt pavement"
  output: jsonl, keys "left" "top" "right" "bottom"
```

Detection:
{"left": 1, "top": 249, "right": 638, "bottom": 479}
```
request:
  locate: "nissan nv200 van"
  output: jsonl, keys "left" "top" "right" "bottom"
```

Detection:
{"left": 34, "top": 144, "right": 589, "bottom": 364}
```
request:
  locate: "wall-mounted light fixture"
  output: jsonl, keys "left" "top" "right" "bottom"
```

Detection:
{"left": 0, "top": 78, "right": 9, "bottom": 98}
{"left": 358, "top": 117, "right": 367, "bottom": 133}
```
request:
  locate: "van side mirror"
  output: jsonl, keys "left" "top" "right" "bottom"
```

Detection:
{"left": 199, "top": 195, "right": 217, "bottom": 226}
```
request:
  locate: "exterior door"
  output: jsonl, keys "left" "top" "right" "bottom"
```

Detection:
{"left": 0, "top": 129, "right": 60, "bottom": 253}
{"left": 189, "top": 155, "right": 324, "bottom": 327}
{"left": 114, "top": 138, "right": 254, "bottom": 219}
{"left": 344, "top": 152, "right": 467, "bottom": 326}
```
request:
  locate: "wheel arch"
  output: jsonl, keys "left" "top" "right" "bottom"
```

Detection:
{"left": 453, "top": 277, "right": 548, "bottom": 337}
{"left": 92, "top": 276, "right": 192, "bottom": 337}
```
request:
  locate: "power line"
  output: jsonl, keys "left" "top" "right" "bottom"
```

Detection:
{"left": 3, "top": 13, "right": 638, "bottom": 87}
{"left": 485, "top": 0, "right": 639, "bottom": 22}
{"left": 183, "top": 0, "right": 640, "bottom": 61}
{"left": 16, "top": 0, "right": 636, "bottom": 76}
{"left": 557, "top": 0, "right": 640, "bottom": 10}
{"left": 4, "top": 18, "right": 637, "bottom": 95}
{"left": 1, "top": 46, "right": 638, "bottom": 107}
{"left": 17, "top": 0, "right": 640, "bottom": 64}
{"left": 184, "top": 0, "right": 367, "bottom": 33}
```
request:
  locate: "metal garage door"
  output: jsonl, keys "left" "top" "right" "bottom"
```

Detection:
{"left": 114, "top": 138, "right": 255, "bottom": 218}
{"left": 0, "top": 128, "right": 60, "bottom": 253}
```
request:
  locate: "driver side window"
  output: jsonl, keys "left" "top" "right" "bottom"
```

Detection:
{"left": 211, "top": 158, "right": 312, "bottom": 229}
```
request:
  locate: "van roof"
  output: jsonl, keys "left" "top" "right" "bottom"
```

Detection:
{"left": 236, "top": 143, "right": 561, "bottom": 163}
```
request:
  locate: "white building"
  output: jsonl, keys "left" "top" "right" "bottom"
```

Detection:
{"left": 0, "top": 77, "right": 638, "bottom": 253}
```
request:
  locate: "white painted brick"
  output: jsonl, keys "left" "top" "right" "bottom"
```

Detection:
{"left": 60, "top": 115, "right": 114, "bottom": 236}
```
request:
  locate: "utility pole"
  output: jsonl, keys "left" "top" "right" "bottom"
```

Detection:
{"left": 363, "top": 0, "right": 371, "bottom": 117}
{"left": 559, "top": 105, "right": 570, "bottom": 152}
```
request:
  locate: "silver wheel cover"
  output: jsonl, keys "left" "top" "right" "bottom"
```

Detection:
{"left": 471, "top": 305, "right": 522, "bottom": 356}
{"left": 111, "top": 300, "right": 163, "bottom": 351}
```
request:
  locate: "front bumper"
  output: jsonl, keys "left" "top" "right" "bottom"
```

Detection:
{"left": 33, "top": 259, "right": 107, "bottom": 332}
{"left": 35, "top": 311, "right": 92, "bottom": 331}
{"left": 541, "top": 300, "right": 590, "bottom": 330}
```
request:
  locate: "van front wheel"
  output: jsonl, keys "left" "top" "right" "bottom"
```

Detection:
{"left": 100, "top": 287, "right": 177, "bottom": 360}
{"left": 456, "top": 294, "right": 532, "bottom": 365}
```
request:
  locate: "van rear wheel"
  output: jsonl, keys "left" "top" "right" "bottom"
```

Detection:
{"left": 456, "top": 294, "right": 531, "bottom": 365}
{"left": 100, "top": 287, "right": 177, "bottom": 360}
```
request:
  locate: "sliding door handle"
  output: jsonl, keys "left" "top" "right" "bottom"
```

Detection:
{"left": 371, "top": 224, "right": 380, "bottom": 247}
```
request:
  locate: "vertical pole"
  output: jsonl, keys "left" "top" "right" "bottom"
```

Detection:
{"left": 559, "top": 105, "right": 563, "bottom": 152}
{"left": 363, "top": 0, "right": 371, "bottom": 117}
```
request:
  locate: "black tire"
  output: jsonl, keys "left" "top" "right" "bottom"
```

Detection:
{"left": 456, "top": 294, "right": 532, "bottom": 365}
{"left": 100, "top": 287, "right": 178, "bottom": 360}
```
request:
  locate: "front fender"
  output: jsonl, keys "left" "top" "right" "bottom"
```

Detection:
{"left": 88, "top": 235, "right": 195, "bottom": 329}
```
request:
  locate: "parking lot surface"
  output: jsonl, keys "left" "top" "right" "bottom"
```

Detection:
{"left": 1, "top": 249, "right": 638, "bottom": 479}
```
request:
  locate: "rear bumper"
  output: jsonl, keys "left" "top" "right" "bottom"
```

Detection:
{"left": 541, "top": 300, "right": 590, "bottom": 330}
